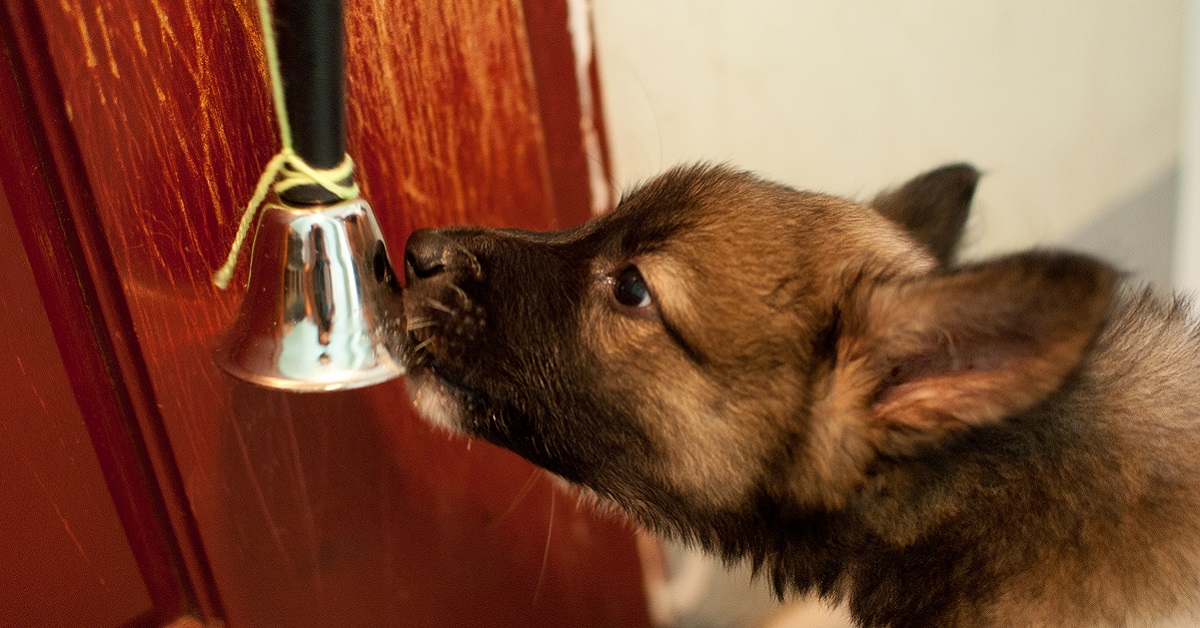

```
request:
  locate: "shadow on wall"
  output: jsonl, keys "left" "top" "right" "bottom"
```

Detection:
{"left": 652, "top": 541, "right": 854, "bottom": 628}
{"left": 1061, "top": 166, "right": 1178, "bottom": 290}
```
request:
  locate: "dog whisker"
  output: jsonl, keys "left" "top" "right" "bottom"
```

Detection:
{"left": 406, "top": 318, "right": 438, "bottom": 332}
{"left": 425, "top": 299, "right": 454, "bottom": 314}
{"left": 532, "top": 488, "right": 555, "bottom": 606}
{"left": 487, "top": 468, "right": 542, "bottom": 531}
{"left": 411, "top": 337, "right": 435, "bottom": 355}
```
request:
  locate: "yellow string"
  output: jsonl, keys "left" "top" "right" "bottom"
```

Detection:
{"left": 211, "top": 0, "right": 360, "bottom": 290}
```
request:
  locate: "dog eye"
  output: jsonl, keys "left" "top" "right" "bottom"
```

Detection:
{"left": 613, "top": 266, "right": 652, "bottom": 308}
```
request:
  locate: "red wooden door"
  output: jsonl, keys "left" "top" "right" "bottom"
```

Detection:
{"left": 1, "top": 0, "right": 650, "bottom": 626}
{"left": 0, "top": 120, "right": 154, "bottom": 626}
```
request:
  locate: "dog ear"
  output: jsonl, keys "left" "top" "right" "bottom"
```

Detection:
{"left": 838, "top": 252, "right": 1116, "bottom": 456}
{"left": 871, "top": 163, "right": 979, "bottom": 266}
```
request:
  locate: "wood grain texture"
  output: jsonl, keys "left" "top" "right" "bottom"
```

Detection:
{"left": 520, "top": 0, "right": 605, "bottom": 226}
{"left": 0, "top": 113, "right": 154, "bottom": 628}
{"left": 345, "top": 0, "right": 557, "bottom": 233}
{"left": 1, "top": 2, "right": 213, "bottom": 621}
{"left": 12, "top": 0, "right": 649, "bottom": 625}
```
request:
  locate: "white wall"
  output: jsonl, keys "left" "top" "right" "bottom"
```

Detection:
{"left": 1177, "top": 0, "right": 1200, "bottom": 292}
{"left": 592, "top": 0, "right": 1184, "bottom": 264}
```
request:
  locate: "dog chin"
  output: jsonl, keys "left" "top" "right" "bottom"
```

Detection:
{"left": 406, "top": 371, "right": 468, "bottom": 433}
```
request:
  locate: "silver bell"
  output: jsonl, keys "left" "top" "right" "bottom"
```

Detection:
{"left": 214, "top": 198, "right": 406, "bottom": 391}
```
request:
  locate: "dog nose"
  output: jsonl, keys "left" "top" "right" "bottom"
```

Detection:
{"left": 405, "top": 228, "right": 478, "bottom": 284}
{"left": 405, "top": 228, "right": 451, "bottom": 281}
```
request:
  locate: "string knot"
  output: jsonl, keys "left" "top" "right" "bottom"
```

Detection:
{"left": 211, "top": 151, "right": 360, "bottom": 290}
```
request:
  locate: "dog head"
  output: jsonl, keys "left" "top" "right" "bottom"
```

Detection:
{"left": 400, "top": 164, "right": 1115, "bottom": 541}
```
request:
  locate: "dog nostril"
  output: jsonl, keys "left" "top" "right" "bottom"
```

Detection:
{"left": 404, "top": 228, "right": 455, "bottom": 282}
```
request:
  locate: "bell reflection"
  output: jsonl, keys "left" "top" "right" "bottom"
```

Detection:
{"left": 214, "top": 198, "right": 405, "bottom": 391}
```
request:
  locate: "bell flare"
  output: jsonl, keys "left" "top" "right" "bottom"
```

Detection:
{"left": 214, "top": 198, "right": 406, "bottom": 392}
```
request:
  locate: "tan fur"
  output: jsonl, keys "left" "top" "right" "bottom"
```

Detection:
{"left": 576, "top": 181, "right": 939, "bottom": 513}
{"left": 400, "top": 163, "right": 1200, "bottom": 627}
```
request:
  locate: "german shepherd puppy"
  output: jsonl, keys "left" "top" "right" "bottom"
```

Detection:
{"left": 399, "top": 164, "right": 1200, "bottom": 628}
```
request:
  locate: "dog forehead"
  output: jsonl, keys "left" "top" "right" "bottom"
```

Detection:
{"left": 595, "top": 165, "right": 837, "bottom": 258}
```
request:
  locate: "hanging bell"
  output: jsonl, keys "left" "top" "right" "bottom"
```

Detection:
{"left": 214, "top": 197, "right": 406, "bottom": 391}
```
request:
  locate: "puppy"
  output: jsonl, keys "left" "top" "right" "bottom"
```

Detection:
{"left": 399, "top": 164, "right": 1200, "bottom": 628}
